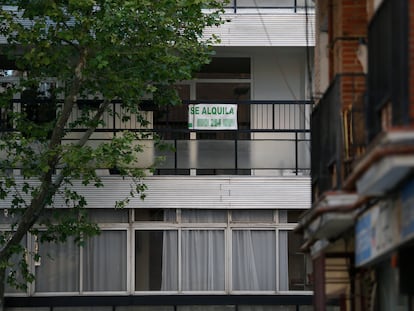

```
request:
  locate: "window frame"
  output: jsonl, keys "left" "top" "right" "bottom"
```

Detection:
{"left": 3, "top": 209, "right": 312, "bottom": 296}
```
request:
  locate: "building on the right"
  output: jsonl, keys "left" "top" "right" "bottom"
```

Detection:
{"left": 296, "top": 0, "right": 414, "bottom": 310}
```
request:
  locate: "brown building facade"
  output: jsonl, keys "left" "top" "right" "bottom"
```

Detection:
{"left": 297, "top": 0, "right": 414, "bottom": 310}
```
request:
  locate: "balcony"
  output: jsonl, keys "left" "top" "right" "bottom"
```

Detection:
{"left": 3, "top": 99, "right": 311, "bottom": 176}
{"left": 302, "top": 74, "right": 366, "bottom": 249}
{"left": 348, "top": 129, "right": 414, "bottom": 196}
{"left": 366, "top": 0, "right": 409, "bottom": 142}
{"left": 222, "top": 0, "right": 315, "bottom": 14}
{"left": 341, "top": 0, "right": 414, "bottom": 196}
{"left": 203, "top": 0, "right": 315, "bottom": 47}
{"left": 311, "top": 74, "right": 366, "bottom": 200}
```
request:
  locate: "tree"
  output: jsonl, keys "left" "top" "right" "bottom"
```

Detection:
{"left": 0, "top": 0, "right": 223, "bottom": 308}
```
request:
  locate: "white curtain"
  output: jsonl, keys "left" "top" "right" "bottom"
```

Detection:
{"left": 181, "top": 210, "right": 227, "bottom": 223}
{"left": 83, "top": 230, "right": 127, "bottom": 291}
{"left": 161, "top": 210, "right": 226, "bottom": 291}
{"left": 181, "top": 230, "right": 225, "bottom": 291}
{"left": 232, "top": 230, "right": 276, "bottom": 291}
{"left": 160, "top": 210, "right": 281, "bottom": 292}
{"left": 35, "top": 238, "right": 80, "bottom": 292}
{"left": 160, "top": 231, "right": 178, "bottom": 290}
{"left": 278, "top": 230, "right": 289, "bottom": 291}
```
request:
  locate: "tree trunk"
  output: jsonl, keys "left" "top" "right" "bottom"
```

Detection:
{"left": 0, "top": 50, "right": 89, "bottom": 308}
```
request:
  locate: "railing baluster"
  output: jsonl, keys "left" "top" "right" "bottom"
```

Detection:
{"left": 295, "top": 131, "right": 298, "bottom": 175}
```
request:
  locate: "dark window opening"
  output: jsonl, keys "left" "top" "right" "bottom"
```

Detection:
{"left": 21, "top": 87, "right": 56, "bottom": 124}
{"left": 134, "top": 209, "right": 176, "bottom": 222}
{"left": 196, "top": 57, "right": 251, "bottom": 79}
{"left": 154, "top": 85, "right": 190, "bottom": 140}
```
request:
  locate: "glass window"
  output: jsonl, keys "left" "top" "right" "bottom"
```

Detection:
{"left": 134, "top": 209, "right": 176, "bottom": 222}
{"left": 21, "top": 86, "right": 56, "bottom": 124}
{"left": 87, "top": 209, "right": 129, "bottom": 223}
{"left": 231, "top": 210, "right": 274, "bottom": 222}
{"left": 37, "top": 209, "right": 77, "bottom": 224}
{"left": 279, "top": 231, "right": 312, "bottom": 291}
{"left": 181, "top": 210, "right": 227, "bottom": 223}
{"left": 0, "top": 210, "right": 21, "bottom": 225}
{"left": 196, "top": 58, "right": 250, "bottom": 79}
{"left": 153, "top": 84, "right": 190, "bottom": 141}
{"left": 83, "top": 230, "right": 127, "bottom": 291}
{"left": 196, "top": 83, "right": 250, "bottom": 101}
{"left": 35, "top": 238, "right": 80, "bottom": 292}
{"left": 181, "top": 230, "right": 225, "bottom": 291}
{"left": 5, "top": 236, "right": 27, "bottom": 294}
{"left": 279, "top": 210, "right": 306, "bottom": 223}
{"left": 232, "top": 230, "right": 276, "bottom": 291}
{"left": 135, "top": 230, "right": 178, "bottom": 291}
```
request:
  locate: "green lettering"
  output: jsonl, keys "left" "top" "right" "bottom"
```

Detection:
{"left": 210, "top": 119, "right": 222, "bottom": 127}
{"left": 223, "top": 119, "right": 235, "bottom": 127}
{"left": 197, "top": 118, "right": 209, "bottom": 127}
{"left": 190, "top": 106, "right": 199, "bottom": 115}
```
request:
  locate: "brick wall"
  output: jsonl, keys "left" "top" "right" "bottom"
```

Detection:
{"left": 330, "top": 1, "right": 367, "bottom": 111}
{"left": 314, "top": 0, "right": 329, "bottom": 101}
{"left": 331, "top": 0, "right": 367, "bottom": 76}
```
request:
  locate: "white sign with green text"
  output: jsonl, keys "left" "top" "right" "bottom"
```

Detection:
{"left": 188, "top": 104, "right": 238, "bottom": 130}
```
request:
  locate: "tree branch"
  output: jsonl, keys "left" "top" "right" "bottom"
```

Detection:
{"left": 0, "top": 49, "right": 89, "bottom": 260}
{"left": 52, "top": 99, "right": 111, "bottom": 187}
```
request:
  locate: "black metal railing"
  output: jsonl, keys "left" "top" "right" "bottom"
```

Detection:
{"left": 3, "top": 99, "right": 312, "bottom": 175}
{"left": 343, "top": 93, "right": 367, "bottom": 178}
{"left": 312, "top": 74, "right": 367, "bottom": 200}
{"left": 367, "top": 0, "right": 409, "bottom": 141}
{"left": 153, "top": 134, "right": 310, "bottom": 175}
{"left": 311, "top": 78, "right": 341, "bottom": 198}
{"left": 223, "top": 0, "right": 314, "bottom": 13}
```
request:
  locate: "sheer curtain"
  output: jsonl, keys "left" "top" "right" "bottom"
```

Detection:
{"left": 181, "top": 230, "right": 225, "bottom": 291}
{"left": 161, "top": 210, "right": 226, "bottom": 291}
{"left": 35, "top": 238, "right": 80, "bottom": 292}
{"left": 160, "top": 230, "right": 178, "bottom": 291}
{"left": 232, "top": 230, "right": 276, "bottom": 291}
{"left": 83, "top": 230, "right": 127, "bottom": 291}
{"left": 160, "top": 210, "right": 280, "bottom": 292}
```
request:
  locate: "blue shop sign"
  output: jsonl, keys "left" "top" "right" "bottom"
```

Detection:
{"left": 401, "top": 178, "right": 414, "bottom": 242}
{"left": 355, "top": 210, "right": 373, "bottom": 266}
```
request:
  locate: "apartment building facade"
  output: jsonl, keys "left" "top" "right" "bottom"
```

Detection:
{"left": 296, "top": 0, "right": 414, "bottom": 310}
{"left": 1, "top": 1, "right": 316, "bottom": 310}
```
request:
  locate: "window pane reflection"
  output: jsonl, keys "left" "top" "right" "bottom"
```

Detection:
{"left": 135, "top": 230, "right": 178, "bottom": 291}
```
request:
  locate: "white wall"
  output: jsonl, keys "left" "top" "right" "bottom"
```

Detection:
{"left": 214, "top": 46, "right": 311, "bottom": 100}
